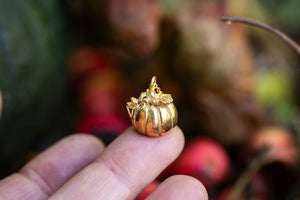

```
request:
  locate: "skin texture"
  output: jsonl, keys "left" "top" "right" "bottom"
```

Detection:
{"left": 0, "top": 126, "right": 208, "bottom": 200}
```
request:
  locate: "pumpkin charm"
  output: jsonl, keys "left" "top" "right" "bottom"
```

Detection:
{"left": 126, "top": 76, "right": 178, "bottom": 136}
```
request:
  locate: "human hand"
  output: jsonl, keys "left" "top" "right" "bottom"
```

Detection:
{"left": 0, "top": 127, "right": 208, "bottom": 200}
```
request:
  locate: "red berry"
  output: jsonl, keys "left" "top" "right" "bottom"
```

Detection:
{"left": 250, "top": 127, "right": 297, "bottom": 167}
{"left": 171, "top": 137, "right": 230, "bottom": 188}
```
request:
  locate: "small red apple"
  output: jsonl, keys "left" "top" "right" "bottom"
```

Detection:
{"left": 171, "top": 137, "right": 230, "bottom": 188}
{"left": 250, "top": 127, "right": 297, "bottom": 167}
{"left": 135, "top": 181, "right": 160, "bottom": 200}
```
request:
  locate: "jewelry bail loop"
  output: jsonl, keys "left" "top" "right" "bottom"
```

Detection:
{"left": 149, "top": 76, "right": 157, "bottom": 93}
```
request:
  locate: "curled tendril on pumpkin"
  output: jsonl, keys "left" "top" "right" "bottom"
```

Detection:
{"left": 127, "top": 76, "right": 173, "bottom": 110}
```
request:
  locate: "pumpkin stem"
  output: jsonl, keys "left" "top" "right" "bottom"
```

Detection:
{"left": 149, "top": 76, "right": 158, "bottom": 93}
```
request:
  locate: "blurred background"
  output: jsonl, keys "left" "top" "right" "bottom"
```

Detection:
{"left": 1, "top": 0, "right": 300, "bottom": 199}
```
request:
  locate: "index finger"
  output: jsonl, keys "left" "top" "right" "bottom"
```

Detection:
{"left": 50, "top": 126, "right": 185, "bottom": 200}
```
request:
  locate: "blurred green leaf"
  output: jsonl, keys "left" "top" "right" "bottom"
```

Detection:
{"left": 0, "top": 0, "right": 68, "bottom": 175}
{"left": 254, "top": 69, "right": 295, "bottom": 126}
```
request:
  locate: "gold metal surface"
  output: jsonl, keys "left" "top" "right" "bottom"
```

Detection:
{"left": 126, "top": 76, "right": 178, "bottom": 136}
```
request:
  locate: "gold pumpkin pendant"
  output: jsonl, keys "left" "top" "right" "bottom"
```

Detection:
{"left": 126, "top": 76, "right": 178, "bottom": 137}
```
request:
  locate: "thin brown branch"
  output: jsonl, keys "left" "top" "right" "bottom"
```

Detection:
{"left": 220, "top": 16, "right": 300, "bottom": 56}
{"left": 226, "top": 148, "right": 268, "bottom": 200}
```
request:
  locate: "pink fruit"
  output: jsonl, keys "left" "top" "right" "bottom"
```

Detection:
{"left": 171, "top": 137, "right": 230, "bottom": 188}
{"left": 135, "top": 181, "right": 160, "bottom": 200}
{"left": 250, "top": 127, "right": 297, "bottom": 167}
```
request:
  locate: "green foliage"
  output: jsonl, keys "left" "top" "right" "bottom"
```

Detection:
{"left": 0, "top": 0, "right": 67, "bottom": 171}
{"left": 260, "top": 0, "right": 300, "bottom": 33}
{"left": 254, "top": 69, "right": 295, "bottom": 126}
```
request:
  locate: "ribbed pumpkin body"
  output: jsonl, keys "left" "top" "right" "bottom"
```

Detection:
{"left": 132, "top": 103, "right": 177, "bottom": 136}
{"left": 127, "top": 76, "right": 178, "bottom": 137}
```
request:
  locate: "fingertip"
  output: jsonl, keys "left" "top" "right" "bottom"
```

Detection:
{"left": 160, "top": 126, "right": 185, "bottom": 162}
{"left": 102, "top": 125, "right": 186, "bottom": 191}
{"left": 171, "top": 126, "right": 185, "bottom": 147}
{"left": 172, "top": 175, "right": 208, "bottom": 199}
{"left": 116, "top": 125, "right": 185, "bottom": 169}
{"left": 124, "top": 125, "right": 185, "bottom": 153}
{"left": 146, "top": 175, "right": 208, "bottom": 200}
